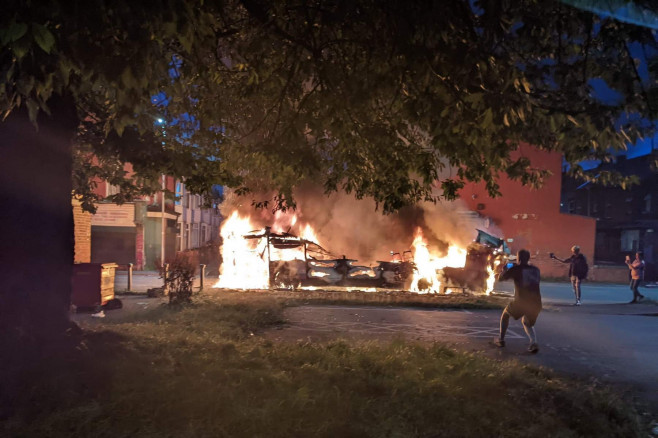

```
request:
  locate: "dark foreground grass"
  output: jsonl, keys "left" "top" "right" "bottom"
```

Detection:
{"left": 2, "top": 293, "right": 645, "bottom": 437}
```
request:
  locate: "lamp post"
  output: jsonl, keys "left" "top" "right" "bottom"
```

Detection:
{"left": 156, "top": 117, "right": 167, "bottom": 267}
{"left": 161, "top": 174, "right": 165, "bottom": 266}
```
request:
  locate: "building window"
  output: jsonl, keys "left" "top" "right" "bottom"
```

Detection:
{"left": 201, "top": 225, "right": 207, "bottom": 244}
{"left": 192, "top": 223, "right": 199, "bottom": 248}
{"left": 106, "top": 184, "right": 120, "bottom": 197}
{"left": 643, "top": 194, "right": 651, "bottom": 213}
{"left": 184, "top": 224, "right": 190, "bottom": 250}
{"left": 621, "top": 229, "right": 640, "bottom": 252}
{"left": 175, "top": 182, "right": 182, "bottom": 206}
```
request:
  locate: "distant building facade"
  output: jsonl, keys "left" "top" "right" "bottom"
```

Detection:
{"left": 459, "top": 144, "right": 601, "bottom": 280}
{"left": 561, "top": 153, "right": 658, "bottom": 281}
{"left": 86, "top": 164, "right": 221, "bottom": 270}
{"left": 174, "top": 181, "right": 222, "bottom": 252}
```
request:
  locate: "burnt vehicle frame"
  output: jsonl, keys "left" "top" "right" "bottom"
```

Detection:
{"left": 437, "top": 229, "right": 511, "bottom": 294}
{"left": 243, "top": 227, "right": 416, "bottom": 290}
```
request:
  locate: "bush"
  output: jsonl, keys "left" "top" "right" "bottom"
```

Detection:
{"left": 159, "top": 255, "right": 196, "bottom": 305}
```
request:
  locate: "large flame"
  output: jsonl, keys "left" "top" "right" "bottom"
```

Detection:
{"left": 215, "top": 210, "right": 500, "bottom": 294}
{"left": 409, "top": 228, "right": 467, "bottom": 293}
{"left": 215, "top": 210, "right": 322, "bottom": 289}
{"left": 214, "top": 211, "right": 270, "bottom": 289}
{"left": 485, "top": 259, "right": 500, "bottom": 295}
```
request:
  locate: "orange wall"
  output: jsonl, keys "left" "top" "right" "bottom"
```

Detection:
{"left": 72, "top": 199, "right": 91, "bottom": 263}
{"left": 91, "top": 162, "right": 176, "bottom": 204}
{"left": 459, "top": 145, "right": 596, "bottom": 278}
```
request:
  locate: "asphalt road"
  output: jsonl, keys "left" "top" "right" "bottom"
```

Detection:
{"left": 265, "top": 296, "right": 658, "bottom": 409}
{"left": 103, "top": 274, "right": 658, "bottom": 409}
{"left": 494, "top": 279, "right": 658, "bottom": 305}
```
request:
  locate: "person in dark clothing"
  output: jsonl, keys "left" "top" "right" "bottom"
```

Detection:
{"left": 626, "top": 251, "right": 646, "bottom": 303}
{"left": 494, "top": 249, "right": 542, "bottom": 353}
{"left": 550, "top": 245, "right": 588, "bottom": 306}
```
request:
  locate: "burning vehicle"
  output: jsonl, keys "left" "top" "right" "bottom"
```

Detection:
{"left": 215, "top": 211, "right": 508, "bottom": 294}
{"left": 241, "top": 227, "right": 417, "bottom": 290}
{"left": 438, "top": 230, "right": 511, "bottom": 294}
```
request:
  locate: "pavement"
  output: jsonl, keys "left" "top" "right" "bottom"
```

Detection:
{"left": 97, "top": 274, "right": 658, "bottom": 409}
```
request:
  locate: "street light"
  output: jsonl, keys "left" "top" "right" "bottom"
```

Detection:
{"left": 156, "top": 116, "right": 167, "bottom": 266}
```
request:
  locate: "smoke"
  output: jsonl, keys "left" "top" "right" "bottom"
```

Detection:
{"left": 220, "top": 186, "right": 486, "bottom": 264}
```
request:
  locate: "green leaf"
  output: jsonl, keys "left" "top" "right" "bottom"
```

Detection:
{"left": 521, "top": 78, "right": 531, "bottom": 93}
{"left": 121, "top": 67, "right": 135, "bottom": 88}
{"left": 6, "top": 22, "right": 28, "bottom": 43}
{"left": 11, "top": 38, "right": 30, "bottom": 59}
{"left": 32, "top": 23, "right": 55, "bottom": 53}
{"left": 26, "top": 99, "right": 39, "bottom": 123}
{"left": 481, "top": 108, "right": 493, "bottom": 129}
{"left": 566, "top": 115, "right": 580, "bottom": 127}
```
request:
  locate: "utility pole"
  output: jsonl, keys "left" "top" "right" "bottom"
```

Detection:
{"left": 161, "top": 174, "right": 166, "bottom": 266}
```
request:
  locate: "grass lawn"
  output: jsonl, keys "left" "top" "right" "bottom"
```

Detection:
{"left": 2, "top": 292, "right": 647, "bottom": 437}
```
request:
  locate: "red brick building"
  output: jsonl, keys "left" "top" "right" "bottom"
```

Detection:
{"left": 72, "top": 198, "right": 91, "bottom": 263}
{"left": 459, "top": 144, "right": 602, "bottom": 279}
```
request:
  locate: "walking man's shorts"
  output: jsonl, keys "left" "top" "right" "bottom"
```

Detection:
{"left": 504, "top": 301, "right": 541, "bottom": 327}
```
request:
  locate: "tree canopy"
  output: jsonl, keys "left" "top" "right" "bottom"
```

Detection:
{"left": 3, "top": 0, "right": 658, "bottom": 213}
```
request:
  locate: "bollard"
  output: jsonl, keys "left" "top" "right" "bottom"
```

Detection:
{"left": 164, "top": 263, "right": 170, "bottom": 295}
{"left": 128, "top": 263, "right": 133, "bottom": 291}
{"left": 199, "top": 264, "right": 206, "bottom": 290}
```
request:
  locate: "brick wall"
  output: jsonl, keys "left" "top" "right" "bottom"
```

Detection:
{"left": 135, "top": 223, "right": 144, "bottom": 270}
{"left": 589, "top": 265, "right": 629, "bottom": 283}
{"left": 72, "top": 199, "right": 91, "bottom": 263}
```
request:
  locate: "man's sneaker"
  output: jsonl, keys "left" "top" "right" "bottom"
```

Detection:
{"left": 493, "top": 338, "right": 505, "bottom": 348}
{"left": 629, "top": 299, "right": 637, "bottom": 304}
{"left": 638, "top": 295, "right": 645, "bottom": 301}
{"left": 575, "top": 300, "right": 581, "bottom": 306}
{"left": 527, "top": 343, "right": 539, "bottom": 354}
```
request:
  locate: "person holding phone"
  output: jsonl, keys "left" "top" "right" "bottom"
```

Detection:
{"left": 626, "top": 252, "right": 646, "bottom": 303}
{"left": 494, "top": 249, "right": 542, "bottom": 353}
{"left": 550, "top": 245, "right": 588, "bottom": 306}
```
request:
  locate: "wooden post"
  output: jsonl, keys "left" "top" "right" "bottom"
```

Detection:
{"left": 128, "top": 263, "right": 133, "bottom": 291}
{"left": 164, "top": 263, "right": 169, "bottom": 295}
{"left": 199, "top": 264, "right": 206, "bottom": 290}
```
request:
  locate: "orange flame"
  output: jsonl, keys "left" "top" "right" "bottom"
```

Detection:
{"left": 215, "top": 210, "right": 497, "bottom": 295}
{"left": 214, "top": 212, "right": 269, "bottom": 289}
{"left": 409, "top": 227, "right": 467, "bottom": 294}
{"left": 485, "top": 259, "right": 500, "bottom": 295}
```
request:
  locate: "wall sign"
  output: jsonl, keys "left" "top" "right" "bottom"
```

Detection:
{"left": 91, "top": 203, "right": 135, "bottom": 227}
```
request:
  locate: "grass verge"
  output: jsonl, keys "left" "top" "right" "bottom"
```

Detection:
{"left": 208, "top": 288, "right": 510, "bottom": 310}
{"left": 2, "top": 292, "right": 646, "bottom": 437}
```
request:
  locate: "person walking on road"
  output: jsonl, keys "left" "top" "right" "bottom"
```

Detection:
{"left": 550, "top": 245, "right": 588, "bottom": 306}
{"left": 626, "top": 251, "right": 646, "bottom": 303}
{"left": 494, "top": 249, "right": 542, "bottom": 353}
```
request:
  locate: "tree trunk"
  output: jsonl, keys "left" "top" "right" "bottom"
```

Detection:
{"left": 0, "top": 96, "right": 79, "bottom": 341}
